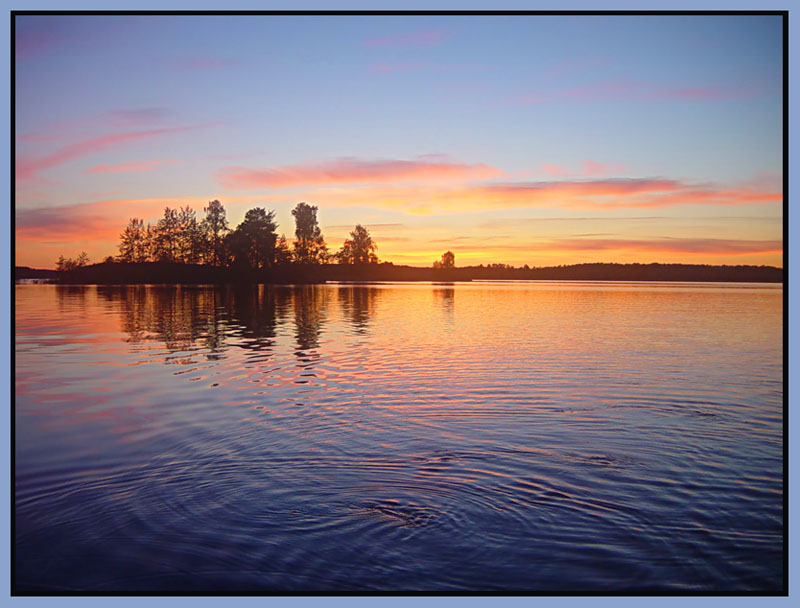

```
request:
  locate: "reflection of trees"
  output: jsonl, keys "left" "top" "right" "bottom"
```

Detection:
{"left": 225, "top": 285, "right": 283, "bottom": 351}
{"left": 292, "top": 286, "right": 328, "bottom": 352}
{"left": 55, "top": 285, "right": 89, "bottom": 314}
{"left": 98, "top": 286, "right": 225, "bottom": 356}
{"left": 337, "top": 286, "right": 379, "bottom": 333}
{"left": 434, "top": 285, "right": 455, "bottom": 314}
{"left": 96, "top": 286, "right": 295, "bottom": 361}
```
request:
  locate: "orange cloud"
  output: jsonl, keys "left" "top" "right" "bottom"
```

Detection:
{"left": 15, "top": 193, "right": 275, "bottom": 246}
{"left": 217, "top": 157, "right": 504, "bottom": 189}
{"left": 289, "top": 178, "right": 780, "bottom": 214}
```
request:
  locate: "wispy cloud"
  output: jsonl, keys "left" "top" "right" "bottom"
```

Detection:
{"left": 17, "top": 123, "right": 213, "bottom": 180}
{"left": 15, "top": 193, "right": 274, "bottom": 244}
{"left": 217, "top": 156, "right": 504, "bottom": 190}
{"left": 539, "top": 237, "right": 782, "bottom": 255}
{"left": 287, "top": 177, "right": 780, "bottom": 214}
{"left": 480, "top": 179, "right": 780, "bottom": 210}
{"left": 480, "top": 215, "right": 782, "bottom": 229}
{"left": 420, "top": 235, "right": 781, "bottom": 256}
{"left": 365, "top": 29, "right": 448, "bottom": 48}
{"left": 86, "top": 159, "right": 178, "bottom": 174}
{"left": 325, "top": 223, "right": 405, "bottom": 230}
{"left": 18, "top": 107, "right": 172, "bottom": 144}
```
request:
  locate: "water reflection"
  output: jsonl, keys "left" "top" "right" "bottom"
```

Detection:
{"left": 58, "top": 285, "right": 347, "bottom": 363}
{"left": 227, "top": 285, "right": 281, "bottom": 352}
{"left": 293, "top": 285, "right": 329, "bottom": 353}
{"left": 434, "top": 285, "right": 455, "bottom": 315}
{"left": 337, "top": 286, "right": 381, "bottom": 333}
{"left": 18, "top": 282, "right": 784, "bottom": 591}
{"left": 97, "top": 286, "right": 228, "bottom": 359}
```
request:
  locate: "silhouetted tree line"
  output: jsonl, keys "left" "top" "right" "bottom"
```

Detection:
{"left": 112, "top": 200, "right": 379, "bottom": 269}
{"left": 45, "top": 198, "right": 781, "bottom": 285}
{"left": 55, "top": 251, "right": 90, "bottom": 271}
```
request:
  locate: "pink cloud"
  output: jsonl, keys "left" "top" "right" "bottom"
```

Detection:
{"left": 541, "top": 164, "right": 570, "bottom": 177}
{"left": 86, "top": 159, "right": 178, "bottom": 174}
{"left": 479, "top": 179, "right": 781, "bottom": 210}
{"left": 16, "top": 123, "right": 211, "bottom": 180}
{"left": 18, "top": 107, "right": 171, "bottom": 144}
{"left": 365, "top": 29, "right": 447, "bottom": 48}
{"left": 217, "top": 157, "right": 505, "bottom": 190}
{"left": 296, "top": 176, "right": 780, "bottom": 214}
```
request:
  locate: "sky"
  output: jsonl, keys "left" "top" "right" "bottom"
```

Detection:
{"left": 14, "top": 14, "right": 783, "bottom": 269}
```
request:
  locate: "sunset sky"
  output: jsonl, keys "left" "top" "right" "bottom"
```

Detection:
{"left": 15, "top": 14, "right": 783, "bottom": 269}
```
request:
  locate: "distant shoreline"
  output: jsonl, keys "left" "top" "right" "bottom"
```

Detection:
{"left": 15, "top": 261, "right": 784, "bottom": 285}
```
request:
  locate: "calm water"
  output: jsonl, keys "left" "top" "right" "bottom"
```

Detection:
{"left": 14, "top": 282, "right": 783, "bottom": 592}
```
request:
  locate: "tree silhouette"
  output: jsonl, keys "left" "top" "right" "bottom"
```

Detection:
{"left": 337, "top": 224, "right": 378, "bottom": 264}
{"left": 152, "top": 207, "right": 181, "bottom": 262}
{"left": 274, "top": 234, "right": 293, "bottom": 265}
{"left": 118, "top": 218, "right": 149, "bottom": 262}
{"left": 433, "top": 251, "right": 455, "bottom": 269}
{"left": 201, "top": 200, "right": 229, "bottom": 266}
{"left": 176, "top": 205, "right": 202, "bottom": 264}
{"left": 229, "top": 207, "right": 278, "bottom": 268}
{"left": 56, "top": 252, "right": 90, "bottom": 271}
{"left": 291, "top": 202, "right": 328, "bottom": 264}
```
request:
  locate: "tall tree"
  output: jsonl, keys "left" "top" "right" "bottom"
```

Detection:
{"left": 229, "top": 207, "right": 278, "bottom": 268}
{"left": 176, "top": 205, "right": 202, "bottom": 263}
{"left": 152, "top": 207, "right": 181, "bottom": 262}
{"left": 201, "top": 199, "right": 229, "bottom": 266}
{"left": 118, "top": 218, "right": 149, "bottom": 262}
{"left": 291, "top": 202, "right": 328, "bottom": 264}
{"left": 337, "top": 224, "right": 378, "bottom": 264}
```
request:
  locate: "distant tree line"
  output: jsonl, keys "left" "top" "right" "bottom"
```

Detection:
{"left": 104, "top": 201, "right": 380, "bottom": 269}
{"left": 56, "top": 251, "right": 90, "bottom": 271}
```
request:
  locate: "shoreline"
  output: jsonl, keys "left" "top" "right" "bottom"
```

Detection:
{"left": 15, "top": 261, "right": 784, "bottom": 285}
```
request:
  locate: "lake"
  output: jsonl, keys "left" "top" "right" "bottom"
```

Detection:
{"left": 14, "top": 282, "right": 784, "bottom": 592}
